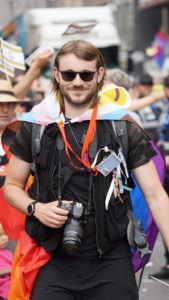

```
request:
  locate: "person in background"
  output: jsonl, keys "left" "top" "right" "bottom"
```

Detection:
{"left": 136, "top": 73, "right": 163, "bottom": 141}
{"left": 0, "top": 79, "right": 24, "bottom": 300}
{"left": 12, "top": 49, "right": 54, "bottom": 115}
{"left": 137, "top": 73, "right": 154, "bottom": 97}
{"left": 13, "top": 49, "right": 54, "bottom": 100}
{"left": 107, "top": 68, "right": 164, "bottom": 126}
{"left": 108, "top": 68, "right": 142, "bottom": 125}
{"left": 108, "top": 68, "right": 134, "bottom": 91}
{"left": 33, "top": 88, "right": 45, "bottom": 105}
{"left": 14, "top": 100, "right": 33, "bottom": 117}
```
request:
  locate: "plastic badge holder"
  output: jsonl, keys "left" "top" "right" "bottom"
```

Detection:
{"left": 97, "top": 152, "right": 121, "bottom": 177}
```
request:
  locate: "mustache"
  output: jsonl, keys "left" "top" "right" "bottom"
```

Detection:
{"left": 69, "top": 86, "right": 87, "bottom": 90}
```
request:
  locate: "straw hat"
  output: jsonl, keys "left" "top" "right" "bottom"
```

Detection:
{"left": 0, "top": 79, "right": 22, "bottom": 102}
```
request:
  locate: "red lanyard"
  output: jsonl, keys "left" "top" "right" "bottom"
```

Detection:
{"left": 56, "top": 105, "right": 98, "bottom": 173}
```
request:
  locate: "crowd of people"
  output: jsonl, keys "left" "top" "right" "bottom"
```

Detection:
{"left": 0, "top": 40, "right": 169, "bottom": 299}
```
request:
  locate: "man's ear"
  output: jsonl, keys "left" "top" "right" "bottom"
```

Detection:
{"left": 97, "top": 67, "right": 105, "bottom": 83}
{"left": 53, "top": 67, "right": 59, "bottom": 83}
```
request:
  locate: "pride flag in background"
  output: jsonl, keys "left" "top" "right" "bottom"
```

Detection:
{"left": 146, "top": 30, "right": 168, "bottom": 68}
{"left": 0, "top": 38, "right": 25, "bottom": 77}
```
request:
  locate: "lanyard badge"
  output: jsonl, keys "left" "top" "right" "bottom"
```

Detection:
{"left": 97, "top": 152, "right": 121, "bottom": 177}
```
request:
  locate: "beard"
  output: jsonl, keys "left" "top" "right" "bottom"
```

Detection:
{"left": 59, "top": 84, "right": 98, "bottom": 108}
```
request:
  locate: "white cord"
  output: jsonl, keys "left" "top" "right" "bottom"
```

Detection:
{"left": 105, "top": 177, "right": 114, "bottom": 210}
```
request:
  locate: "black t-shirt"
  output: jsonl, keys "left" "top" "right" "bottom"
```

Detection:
{"left": 9, "top": 120, "right": 157, "bottom": 259}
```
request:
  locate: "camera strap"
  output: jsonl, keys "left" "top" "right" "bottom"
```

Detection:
{"left": 127, "top": 210, "right": 152, "bottom": 290}
{"left": 31, "top": 124, "right": 45, "bottom": 199}
{"left": 55, "top": 128, "right": 97, "bottom": 218}
{"left": 56, "top": 133, "right": 64, "bottom": 202}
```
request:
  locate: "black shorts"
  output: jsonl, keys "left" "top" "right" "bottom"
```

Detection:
{"left": 30, "top": 255, "right": 139, "bottom": 300}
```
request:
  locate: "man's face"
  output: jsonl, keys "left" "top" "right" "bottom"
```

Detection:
{"left": 53, "top": 53, "right": 104, "bottom": 107}
{"left": 138, "top": 84, "right": 153, "bottom": 97}
{"left": 0, "top": 102, "right": 15, "bottom": 130}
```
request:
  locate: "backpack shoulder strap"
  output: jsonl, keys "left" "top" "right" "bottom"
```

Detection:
{"left": 112, "top": 120, "right": 152, "bottom": 287}
{"left": 31, "top": 124, "right": 45, "bottom": 198}
{"left": 31, "top": 123, "right": 45, "bottom": 160}
{"left": 111, "top": 120, "right": 128, "bottom": 161}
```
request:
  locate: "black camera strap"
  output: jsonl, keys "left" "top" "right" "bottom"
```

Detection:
{"left": 83, "top": 171, "right": 93, "bottom": 222}
{"left": 31, "top": 124, "right": 45, "bottom": 199}
{"left": 55, "top": 128, "right": 97, "bottom": 220}
{"left": 86, "top": 132, "right": 98, "bottom": 217}
{"left": 127, "top": 210, "right": 152, "bottom": 290}
{"left": 56, "top": 133, "right": 64, "bottom": 203}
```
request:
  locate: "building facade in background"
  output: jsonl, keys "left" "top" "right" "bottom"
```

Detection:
{"left": 134, "top": 0, "right": 169, "bottom": 51}
{"left": 0, "top": 1, "right": 120, "bottom": 71}
{"left": 139, "top": 0, "right": 169, "bottom": 9}
{"left": 0, "top": 0, "right": 114, "bottom": 29}
{"left": 2, "top": 0, "right": 168, "bottom": 77}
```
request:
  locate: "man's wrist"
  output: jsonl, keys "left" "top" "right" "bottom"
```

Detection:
{"left": 28, "top": 63, "right": 41, "bottom": 78}
{"left": 27, "top": 200, "right": 39, "bottom": 216}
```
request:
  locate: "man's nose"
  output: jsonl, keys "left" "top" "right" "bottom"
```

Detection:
{"left": 72, "top": 74, "right": 83, "bottom": 85}
{"left": 1, "top": 103, "right": 10, "bottom": 112}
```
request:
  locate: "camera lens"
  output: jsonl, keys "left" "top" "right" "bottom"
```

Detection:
{"left": 62, "top": 219, "right": 83, "bottom": 254}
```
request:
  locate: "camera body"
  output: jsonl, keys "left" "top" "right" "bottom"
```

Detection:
{"left": 60, "top": 202, "right": 86, "bottom": 254}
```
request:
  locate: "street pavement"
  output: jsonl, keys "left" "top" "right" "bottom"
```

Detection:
{"left": 136, "top": 234, "right": 169, "bottom": 300}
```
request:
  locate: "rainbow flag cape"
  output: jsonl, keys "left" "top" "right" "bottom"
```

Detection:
{"left": 1, "top": 83, "right": 165, "bottom": 300}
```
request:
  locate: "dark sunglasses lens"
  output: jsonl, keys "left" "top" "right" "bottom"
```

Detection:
{"left": 80, "top": 72, "right": 95, "bottom": 81}
{"left": 60, "top": 71, "right": 96, "bottom": 82}
{"left": 61, "top": 72, "right": 76, "bottom": 81}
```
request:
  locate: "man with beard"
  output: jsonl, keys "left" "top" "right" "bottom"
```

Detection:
{"left": 4, "top": 40, "right": 169, "bottom": 300}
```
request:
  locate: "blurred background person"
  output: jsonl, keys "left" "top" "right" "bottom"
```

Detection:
{"left": 137, "top": 73, "right": 154, "bottom": 97}
{"left": 136, "top": 73, "right": 163, "bottom": 142}
{"left": 108, "top": 68, "right": 165, "bottom": 127}
{"left": 108, "top": 68, "right": 134, "bottom": 91}
{"left": 13, "top": 49, "right": 54, "bottom": 100}
{"left": 0, "top": 79, "right": 23, "bottom": 300}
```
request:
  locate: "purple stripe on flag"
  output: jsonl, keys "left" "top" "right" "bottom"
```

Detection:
{"left": 114, "top": 88, "right": 120, "bottom": 101}
{"left": 132, "top": 139, "right": 166, "bottom": 272}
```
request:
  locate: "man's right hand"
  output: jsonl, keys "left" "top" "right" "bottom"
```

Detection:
{"left": 33, "top": 200, "right": 72, "bottom": 228}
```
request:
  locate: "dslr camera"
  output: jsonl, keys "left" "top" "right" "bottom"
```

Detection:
{"left": 60, "top": 202, "right": 86, "bottom": 254}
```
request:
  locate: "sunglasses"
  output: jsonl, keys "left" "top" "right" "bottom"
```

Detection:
{"left": 58, "top": 69, "right": 98, "bottom": 82}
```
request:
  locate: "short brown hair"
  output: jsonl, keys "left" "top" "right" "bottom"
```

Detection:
{"left": 52, "top": 40, "right": 106, "bottom": 108}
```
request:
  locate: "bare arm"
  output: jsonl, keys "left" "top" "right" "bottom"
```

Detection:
{"left": 0, "top": 223, "right": 8, "bottom": 249}
{"left": 128, "top": 91, "right": 165, "bottom": 112}
{"left": 4, "top": 154, "right": 71, "bottom": 229}
{"left": 13, "top": 49, "right": 54, "bottom": 99}
{"left": 132, "top": 160, "right": 169, "bottom": 250}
